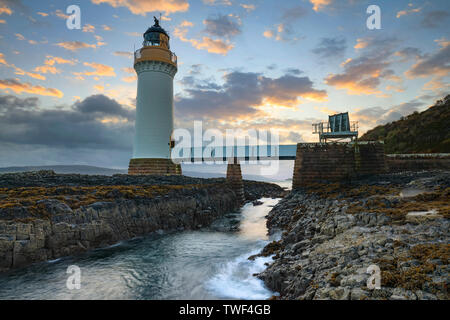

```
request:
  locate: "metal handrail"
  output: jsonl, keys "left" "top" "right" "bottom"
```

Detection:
{"left": 134, "top": 48, "right": 177, "bottom": 65}
{"left": 312, "top": 121, "right": 358, "bottom": 134}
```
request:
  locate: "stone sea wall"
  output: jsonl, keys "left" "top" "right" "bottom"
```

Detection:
{"left": 292, "top": 142, "right": 387, "bottom": 188}
{"left": 386, "top": 154, "right": 450, "bottom": 172}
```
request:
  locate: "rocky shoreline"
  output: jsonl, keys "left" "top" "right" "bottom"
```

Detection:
{"left": 0, "top": 171, "right": 285, "bottom": 272}
{"left": 256, "top": 170, "right": 449, "bottom": 300}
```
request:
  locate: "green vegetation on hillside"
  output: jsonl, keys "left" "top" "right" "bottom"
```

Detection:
{"left": 360, "top": 95, "right": 450, "bottom": 154}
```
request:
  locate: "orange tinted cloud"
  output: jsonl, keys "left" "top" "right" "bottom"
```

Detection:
{"left": 191, "top": 37, "right": 234, "bottom": 55}
{"left": 354, "top": 38, "right": 369, "bottom": 50}
{"left": 121, "top": 67, "right": 137, "bottom": 82}
{"left": 91, "top": 0, "right": 189, "bottom": 15}
{"left": 114, "top": 51, "right": 133, "bottom": 58}
{"left": 82, "top": 62, "right": 116, "bottom": 77}
{"left": 122, "top": 76, "right": 137, "bottom": 83}
{"left": 396, "top": 4, "right": 422, "bottom": 18}
{"left": 405, "top": 39, "right": 450, "bottom": 79}
{"left": 56, "top": 41, "right": 97, "bottom": 51}
{"left": 14, "top": 67, "right": 46, "bottom": 80}
{"left": 0, "top": 53, "right": 46, "bottom": 80}
{"left": 325, "top": 57, "right": 391, "bottom": 96}
{"left": 54, "top": 9, "right": 69, "bottom": 19}
{"left": 240, "top": 4, "right": 256, "bottom": 12}
{"left": 0, "top": 79, "right": 63, "bottom": 98}
{"left": 83, "top": 24, "right": 96, "bottom": 33}
{"left": 0, "top": 6, "right": 12, "bottom": 15}
{"left": 174, "top": 22, "right": 234, "bottom": 55}
{"left": 34, "top": 56, "right": 77, "bottom": 75}
{"left": 309, "top": 0, "right": 332, "bottom": 12}
{"left": 0, "top": 53, "right": 6, "bottom": 65}
{"left": 263, "top": 30, "right": 274, "bottom": 38}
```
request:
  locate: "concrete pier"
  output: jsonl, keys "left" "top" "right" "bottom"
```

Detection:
{"left": 226, "top": 158, "right": 245, "bottom": 203}
{"left": 292, "top": 142, "right": 387, "bottom": 189}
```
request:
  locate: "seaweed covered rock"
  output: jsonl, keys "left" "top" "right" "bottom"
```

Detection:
{"left": 256, "top": 170, "right": 449, "bottom": 300}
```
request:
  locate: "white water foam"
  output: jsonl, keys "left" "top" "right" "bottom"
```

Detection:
{"left": 206, "top": 246, "right": 276, "bottom": 300}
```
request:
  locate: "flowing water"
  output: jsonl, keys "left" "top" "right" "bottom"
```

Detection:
{"left": 0, "top": 198, "right": 281, "bottom": 300}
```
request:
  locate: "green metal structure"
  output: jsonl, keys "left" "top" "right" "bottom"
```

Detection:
{"left": 312, "top": 112, "right": 358, "bottom": 143}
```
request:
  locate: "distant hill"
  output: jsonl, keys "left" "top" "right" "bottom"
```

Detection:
{"left": 360, "top": 95, "right": 450, "bottom": 154}
{"left": 183, "top": 170, "right": 280, "bottom": 182}
{"left": 0, "top": 166, "right": 282, "bottom": 182}
{"left": 0, "top": 165, "right": 127, "bottom": 176}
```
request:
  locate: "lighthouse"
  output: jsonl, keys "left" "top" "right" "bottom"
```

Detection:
{"left": 128, "top": 17, "right": 181, "bottom": 175}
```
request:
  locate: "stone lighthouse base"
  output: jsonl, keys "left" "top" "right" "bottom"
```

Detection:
{"left": 128, "top": 158, "right": 182, "bottom": 175}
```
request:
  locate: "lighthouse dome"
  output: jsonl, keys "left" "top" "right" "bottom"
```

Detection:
{"left": 143, "top": 17, "right": 170, "bottom": 49}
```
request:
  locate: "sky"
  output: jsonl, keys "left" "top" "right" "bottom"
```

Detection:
{"left": 0, "top": 0, "right": 449, "bottom": 169}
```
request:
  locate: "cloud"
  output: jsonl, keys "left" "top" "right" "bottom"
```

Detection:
{"left": 203, "top": 14, "right": 241, "bottom": 38}
{"left": 74, "top": 94, "right": 134, "bottom": 120}
{"left": 203, "top": 0, "right": 232, "bottom": 5}
{"left": 54, "top": 9, "right": 69, "bottom": 19}
{"left": 421, "top": 10, "right": 449, "bottom": 28}
{"left": 0, "top": 53, "right": 46, "bottom": 80}
{"left": 309, "top": 0, "right": 362, "bottom": 12}
{"left": 263, "top": 6, "right": 306, "bottom": 42}
{"left": 312, "top": 37, "right": 347, "bottom": 59}
{"left": 325, "top": 37, "right": 397, "bottom": 96}
{"left": 13, "top": 67, "right": 45, "bottom": 80}
{"left": 0, "top": 94, "right": 134, "bottom": 167}
{"left": 263, "top": 30, "right": 274, "bottom": 38}
{"left": 34, "top": 55, "right": 77, "bottom": 75}
{"left": 114, "top": 51, "right": 133, "bottom": 58}
{"left": 121, "top": 67, "right": 137, "bottom": 83}
{"left": 0, "top": 53, "right": 6, "bottom": 65}
{"left": 0, "top": 94, "right": 38, "bottom": 112}
{"left": 0, "top": 6, "right": 12, "bottom": 15}
{"left": 353, "top": 100, "right": 425, "bottom": 129}
{"left": 282, "top": 5, "right": 308, "bottom": 22}
{"left": 240, "top": 4, "right": 255, "bottom": 12}
{"left": 36, "top": 12, "right": 48, "bottom": 17}
{"left": 124, "top": 31, "right": 141, "bottom": 37}
{"left": 174, "top": 22, "right": 234, "bottom": 55}
{"left": 0, "top": 79, "right": 63, "bottom": 98}
{"left": 56, "top": 41, "right": 97, "bottom": 51}
{"left": 396, "top": 4, "right": 422, "bottom": 18}
{"left": 191, "top": 37, "right": 234, "bottom": 55}
{"left": 81, "top": 62, "right": 116, "bottom": 77}
{"left": 309, "top": 0, "right": 332, "bottom": 12}
{"left": 83, "top": 24, "right": 96, "bottom": 33}
{"left": 284, "top": 68, "right": 302, "bottom": 75}
{"left": 406, "top": 39, "right": 450, "bottom": 79}
{"left": 0, "top": 0, "right": 26, "bottom": 14}
{"left": 91, "top": 0, "right": 189, "bottom": 15}
{"left": 394, "top": 47, "right": 422, "bottom": 62}
{"left": 175, "top": 71, "right": 327, "bottom": 120}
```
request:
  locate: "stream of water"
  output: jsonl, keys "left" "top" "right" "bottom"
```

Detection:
{"left": 0, "top": 197, "right": 281, "bottom": 300}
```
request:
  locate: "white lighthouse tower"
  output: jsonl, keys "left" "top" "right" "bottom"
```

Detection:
{"left": 128, "top": 17, "right": 181, "bottom": 175}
